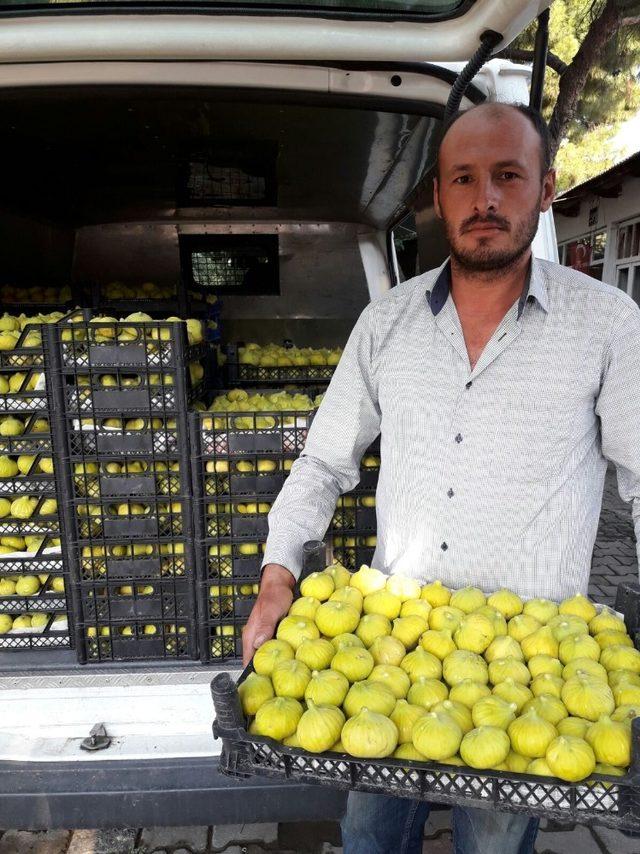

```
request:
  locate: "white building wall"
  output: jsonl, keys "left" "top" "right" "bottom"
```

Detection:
{"left": 554, "top": 174, "right": 640, "bottom": 288}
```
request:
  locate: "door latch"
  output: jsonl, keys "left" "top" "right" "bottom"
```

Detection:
{"left": 80, "top": 722, "right": 111, "bottom": 752}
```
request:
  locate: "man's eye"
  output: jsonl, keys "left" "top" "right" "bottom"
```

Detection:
{"left": 501, "top": 171, "right": 518, "bottom": 180}
{"left": 454, "top": 175, "right": 471, "bottom": 185}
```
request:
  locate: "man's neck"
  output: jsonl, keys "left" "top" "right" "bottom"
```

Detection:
{"left": 450, "top": 250, "right": 532, "bottom": 322}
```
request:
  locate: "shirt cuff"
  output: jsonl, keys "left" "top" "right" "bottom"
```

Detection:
{"left": 261, "top": 541, "right": 303, "bottom": 582}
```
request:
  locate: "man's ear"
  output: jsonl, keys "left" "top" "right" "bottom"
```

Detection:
{"left": 540, "top": 169, "right": 556, "bottom": 213}
{"left": 434, "top": 175, "right": 443, "bottom": 221}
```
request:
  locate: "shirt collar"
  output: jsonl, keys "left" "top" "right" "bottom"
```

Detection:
{"left": 425, "top": 256, "right": 549, "bottom": 321}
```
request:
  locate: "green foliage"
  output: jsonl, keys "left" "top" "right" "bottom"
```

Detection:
{"left": 513, "top": 0, "right": 640, "bottom": 191}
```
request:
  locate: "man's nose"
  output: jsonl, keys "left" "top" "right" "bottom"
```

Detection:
{"left": 473, "top": 176, "right": 500, "bottom": 213}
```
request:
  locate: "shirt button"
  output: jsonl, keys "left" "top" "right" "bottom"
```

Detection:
{"left": 447, "top": 488, "right": 454, "bottom": 498}
{"left": 465, "top": 381, "right": 472, "bottom": 389}
{"left": 441, "top": 542, "right": 448, "bottom": 551}
{"left": 455, "top": 433, "right": 463, "bottom": 443}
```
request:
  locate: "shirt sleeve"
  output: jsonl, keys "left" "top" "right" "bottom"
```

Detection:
{"left": 261, "top": 303, "right": 382, "bottom": 579}
{"left": 595, "top": 303, "right": 640, "bottom": 575}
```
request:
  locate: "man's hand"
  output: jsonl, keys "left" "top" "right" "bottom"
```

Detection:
{"left": 242, "top": 563, "right": 295, "bottom": 666}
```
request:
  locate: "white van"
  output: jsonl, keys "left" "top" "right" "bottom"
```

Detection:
{"left": 0, "top": 0, "right": 557, "bottom": 828}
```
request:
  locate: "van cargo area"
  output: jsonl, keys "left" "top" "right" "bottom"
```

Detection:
{"left": 0, "top": 61, "right": 556, "bottom": 826}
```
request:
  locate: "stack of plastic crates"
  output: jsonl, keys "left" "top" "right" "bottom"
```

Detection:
{"left": 46, "top": 318, "right": 207, "bottom": 663}
{"left": 0, "top": 319, "right": 71, "bottom": 651}
{"left": 190, "top": 398, "right": 313, "bottom": 663}
{"left": 331, "top": 443, "right": 380, "bottom": 571}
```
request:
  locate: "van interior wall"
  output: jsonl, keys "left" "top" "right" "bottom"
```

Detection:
{"left": 73, "top": 222, "right": 368, "bottom": 347}
{"left": 0, "top": 208, "right": 75, "bottom": 288}
{"left": 218, "top": 228, "right": 369, "bottom": 347}
{"left": 0, "top": 87, "right": 442, "bottom": 341}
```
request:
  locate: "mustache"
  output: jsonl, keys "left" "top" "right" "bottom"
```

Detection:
{"left": 460, "top": 213, "right": 510, "bottom": 233}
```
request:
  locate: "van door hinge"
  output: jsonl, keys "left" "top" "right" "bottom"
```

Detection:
{"left": 80, "top": 723, "right": 111, "bottom": 752}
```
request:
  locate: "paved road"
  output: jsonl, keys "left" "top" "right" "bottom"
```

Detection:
{"left": 1, "top": 465, "right": 638, "bottom": 854}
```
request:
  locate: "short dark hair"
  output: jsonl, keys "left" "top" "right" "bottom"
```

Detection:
{"left": 436, "top": 102, "right": 553, "bottom": 179}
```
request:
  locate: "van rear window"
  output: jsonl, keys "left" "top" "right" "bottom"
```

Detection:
{"left": 179, "top": 234, "right": 280, "bottom": 297}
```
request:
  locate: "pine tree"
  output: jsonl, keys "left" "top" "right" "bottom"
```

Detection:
{"left": 503, "top": 0, "right": 640, "bottom": 191}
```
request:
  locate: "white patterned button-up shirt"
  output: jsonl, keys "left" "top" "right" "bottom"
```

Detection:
{"left": 262, "top": 256, "right": 640, "bottom": 601}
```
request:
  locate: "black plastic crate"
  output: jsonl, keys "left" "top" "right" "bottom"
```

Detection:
{"left": 353, "top": 463, "right": 380, "bottom": 495}
{"left": 196, "top": 574, "right": 259, "bottom": 664}
{"left": 203, "top": 579, "right": 259, "bottom": 621}
{"left": 72, "top": 463, "right": 183, "bottom": 501}
{"left": 198, "top": 409, "right": 313, "bottom": 457}
{"left": 331, "top": 496, "right": 377, "bottom": 533}
{"left": 0, "top": 543, "right": 64, "bottom": 576}
{"left": 76, "top": 545, "right": 187, "bottom": 583}
{"left": 196, "top": 449, "right": 375, "bottom": 502}
{"left": 200, "top": 501, "right": 272, "bottom": 540}
{"left": 0, "top": 411, "right": 52, "bottom": 455}
{"left": 211, "top": 580, "right": 640, "bottom": 835}
{"left": 80, "top": 618, "right": 197, "bottom": 661}
{"left": 201, "top": 459, "right": 291, "bottom": 500}
{"left": 0, "top": 539, "right": 72, "bottom": 655}
{"left": 225, "top": 344, "right": 337, "bottom": 386}
{"left": 0, "top": 613, "right": 70, "bottom": 651}
{"left": 202, "top": 541, "right": 265, "bottom": 581}
{"left": 0, "top": 324, "right": 46, "bottom": 370}
{"left": 55, "top": 319, "right": 206, "bottom": 372}
{"left": 0, "top": 504, "right": 60, "bottom": 537}
{"left": 0, "top": 583, "right": 67, "bottom": 614}
{"left": 0, "top": 368, "right": 48, "bottom": 414}
{"left": 72, "top": 498, "right": 186, "bottom": 540}
{"left": 0, "top": 309, "right": 88, "bottom": 373}
{"left": 65, "top": 380, "right": 185, "bottom": 415}
{"left": 208, "top": 622, "right": 245, "bottom": 662}
{"left": 80, "top": 578, "right": 191, "bottom": 622}
{"left": 331, "top": 540, "right": 375, "bottom": 570}
{"left": 67, "top": 422, "right": 181, "bottom": 459}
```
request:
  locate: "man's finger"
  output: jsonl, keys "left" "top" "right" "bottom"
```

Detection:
{"left": 242, "top": 620, "right": 275, "bottom": 665}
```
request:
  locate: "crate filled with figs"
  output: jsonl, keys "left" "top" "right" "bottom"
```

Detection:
{"left": 212, "top": 568, "right": 640, "bottom": 832}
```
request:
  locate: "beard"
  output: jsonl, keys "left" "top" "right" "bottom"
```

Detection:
{"left": 443, "top": 200, "right": 541, "bottom": 274}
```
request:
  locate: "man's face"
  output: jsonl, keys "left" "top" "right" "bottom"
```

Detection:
{"left": 434, "top": 107, "right": 556, "bottom": 273}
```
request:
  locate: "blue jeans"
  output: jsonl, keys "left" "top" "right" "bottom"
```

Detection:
{"left": 341, "top": 791, "right": 539, "bottom": 854}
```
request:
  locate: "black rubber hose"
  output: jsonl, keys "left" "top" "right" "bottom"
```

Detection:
{"left": 444, "top": 29, "right": 504, "bottom": 124}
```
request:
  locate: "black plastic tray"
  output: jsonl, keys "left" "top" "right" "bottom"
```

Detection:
{"left": 331, "top": 501, "right": 377, "bottom": 534}
{"left": 55, "top": 320, "right": 206, "bottom": 372}
{"left": 0, "top": 471, "right": 57, "bottom": 496}
{"left": 0, "top": 409, "right": 53, "bottom": 455}
{"left": 211, "top": 580, "right": 640, "bottom": 834}
{"left": 0, "top": 616, "right": 70, "bottom": 651}
{"left": 75, "top": 549, "right": 187, "bottom": 583}
{"left": 80, "top": 578, "right": 191, "bottom": 622}
{"left": 0, "top": 546, "right": 64, "bottom": 576}
{"left": 79, "top": 618, "right": 197, "bottom": 661}
{"left": 225, "top": 344, "right": 337, "bottom": 386}
{"left": 67, "top": 426, "right": 181, "bottom": 458}
{"left": 199, "top": 504, "right": 271, "bottom": 540}
{"left": 331, "top": 542, "right": 375, "bottom": 571}
{"left": 72, "top": 468, "right": 183, "bottom": 501}
{"left": 196, "top": 408, "right": 313, "bottom": 458}
{"left": 72, "top": 498, "right": 186, "bottom": 540}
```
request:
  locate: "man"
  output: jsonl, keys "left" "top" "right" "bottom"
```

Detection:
{"left": 242, "top": 102, "right": 640, "bottom": 853}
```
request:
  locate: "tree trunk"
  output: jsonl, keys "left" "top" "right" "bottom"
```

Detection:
{"left": 548, "top": 0, "right": 621, "bottom": 161}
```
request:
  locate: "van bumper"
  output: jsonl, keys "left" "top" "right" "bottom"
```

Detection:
{"left": 0, "top": 755, "right": 347, "bottom": 829}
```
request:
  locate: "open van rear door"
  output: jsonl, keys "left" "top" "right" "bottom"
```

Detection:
{"left": 0, "top": 0, "right": 552, "bottom": 64}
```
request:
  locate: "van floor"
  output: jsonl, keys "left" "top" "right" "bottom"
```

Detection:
{"left": 0, "top": 464, "right": 635, "bottom": 854}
